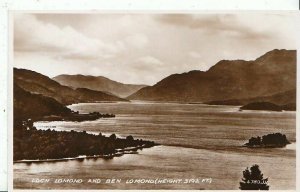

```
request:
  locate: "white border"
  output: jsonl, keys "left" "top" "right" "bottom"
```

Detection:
{"left": 1, "top": 0, "right": 299, "bottom": 191}
{"left": 0, "top": 4, "right": 8, "bottom": 192}
{"left": 5, "top": 0, "right": 300, "bottom": 11}
{"left": 296, "top": 17, "right": 300, "bottom": 192}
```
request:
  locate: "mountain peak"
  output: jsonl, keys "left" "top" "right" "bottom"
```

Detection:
{"left": 128, "top": 49, "right": 296, "bottom": 102}
{"left": 255, "top": 49, "right": 295, "bottom": 62}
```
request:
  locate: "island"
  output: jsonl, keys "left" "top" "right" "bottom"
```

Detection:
{"left": 240, "top": 102, "right": 296, "bottom": 112}
{"left": 41, "top": 112, "right": 115, "bottom": 122}
{"left": 244, "top": 133, "right": 290, "bottom": 148}
{"left": 205, "top": 89, "right": 296, "bottom": 112}
{"left": 240, "top": 102, "right": 283, "bottom": 111}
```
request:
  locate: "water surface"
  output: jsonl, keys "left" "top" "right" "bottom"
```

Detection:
{"left": 14, "top": 102, "right": 296, "bottom": 189}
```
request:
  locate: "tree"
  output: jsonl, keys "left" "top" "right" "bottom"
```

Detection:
{"left": 239, "top": 164, "right": 269, "bottom": 190}
{"left": 109, "top": 133, "right": 116, "bottom": 140}
{"left": 126, "top": 135, "right": 134, "bottom": 141}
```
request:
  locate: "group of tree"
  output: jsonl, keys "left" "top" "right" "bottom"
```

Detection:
{"left": 245, "top": 133, "right": 290, "bottom": 147}
{"left": 14, "top": 119, "right": 157, "bottom": 161}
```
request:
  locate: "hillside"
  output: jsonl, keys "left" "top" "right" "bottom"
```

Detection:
{"left": 13, "top": 84, "right": 158, "bottom": 161}
{"left": 75, "top": 88, "right": 127, "bottom": 102}
{"left": 128, "top": 49, "right": 296, "bottom": 102}
{"left": 53, "top": 74, "right": 147, "bottom": 98}
{"left": 14, "top": 68, "right": 127, "bottom": 105}
{"left": 14, "top": 83, "right": 71, "bottom": 121}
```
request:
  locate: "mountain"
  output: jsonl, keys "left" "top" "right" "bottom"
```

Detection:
{"left": 206, "top": 89, "right": 296, "bottom": 106}
{"left": 14, "top": 68, "right": 127, "bottom": 105}
{"left": 14, "top": 83, "right": 71, "bottom": 121}
{"left": 128, "top": 49, "right": 296, "bottom": 102}
{"left": 74, "top": 88, "right": 125, "bottom": 102}
{"left": 52, "top": 74, "right": 147, "bottom": 98}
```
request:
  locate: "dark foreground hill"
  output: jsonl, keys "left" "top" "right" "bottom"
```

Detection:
{"left": 14, "top": 103, "right": 158, "bottom": 161}
{"left": 14, "top": 83, "right": 71, "bottom": 121}
{"left": 128, "top": 49, "right": 296, "bottom": 103}
{"left": 13, "top": 75, "right": 158, "bottom": 162}
{"left": 14, "top": 68, "right": 127, "bottom": 105}
{"left": 53, "top": 74, "right": 147, "bottom": 98}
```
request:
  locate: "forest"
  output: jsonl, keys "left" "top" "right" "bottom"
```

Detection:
{"left": 14, "top": 119, "right": 157, "bottom": 161}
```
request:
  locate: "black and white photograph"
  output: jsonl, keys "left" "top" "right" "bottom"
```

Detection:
{"left": 12, "top": 12, "right": 297, "bottom": 190}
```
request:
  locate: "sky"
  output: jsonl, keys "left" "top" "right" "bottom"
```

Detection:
{"left": 14, "top": 13, "right": 298, "bottom": 85}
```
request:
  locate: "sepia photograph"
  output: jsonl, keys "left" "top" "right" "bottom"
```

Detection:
{"left": 12, "top": 12, "right": 297, "bottom": 190}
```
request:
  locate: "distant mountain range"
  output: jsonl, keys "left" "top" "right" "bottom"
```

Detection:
{"left": 14, "top": 68, "right": 127, "bottom": 105}
{"left": 14, "top": 49, "right": 296, "bottom": 114}
{"left": 128, "top": 49, "right": 296, "bottom": 104}
{"left": 53, "top": 74, "right": 147, "bottom": 98}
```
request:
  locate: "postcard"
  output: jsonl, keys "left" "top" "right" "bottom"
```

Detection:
{"left": 10, "top": 12, "right": 298, "bottom": 191}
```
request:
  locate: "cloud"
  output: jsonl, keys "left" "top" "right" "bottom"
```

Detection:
{"left": 137, "top": 56, "right": 163, "bottom": 65}
{"left": 14, "top": 14, "right": 124, "bottom": 60}
{"left": 14, "top": 13, "right": 298, "bottom": 85}
{"left": 188, "top": 51, "right": 202, "bottom": 59}
{"left": 133, "top": 56, "right": 164, "bottom": 71}
{"left": 125, "top": 33, "right": 149, "bottom": 49}
{"left": 155, "top": 14, "right": 270, "bottom": 39}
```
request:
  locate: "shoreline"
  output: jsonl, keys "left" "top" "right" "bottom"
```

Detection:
{"left": 14, "top": 118, "right": 159, "bottom": 161}
{"left": 68, "top": 101, "right": 296, "bottom": 111}
{"left": 13, "top": 145, "right": 159, "bottom": 164}
{"left": 40, "top": 112, "right": 115, "bottom": 122}
{"left": 68, "top": 101, "right": 238, "bottom": 107}
{"left": 14, "top": 140, "right": 295, "bottom": 164}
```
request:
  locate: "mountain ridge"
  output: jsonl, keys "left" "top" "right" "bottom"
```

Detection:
{"left": 128, "top": 49, "right": 296, "bottom": 102}
{"left": 53, "top": 74, "right": 147, "bottom": 98}
{"left": 14, "top": 68, "right": 127, "bottom": 105}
